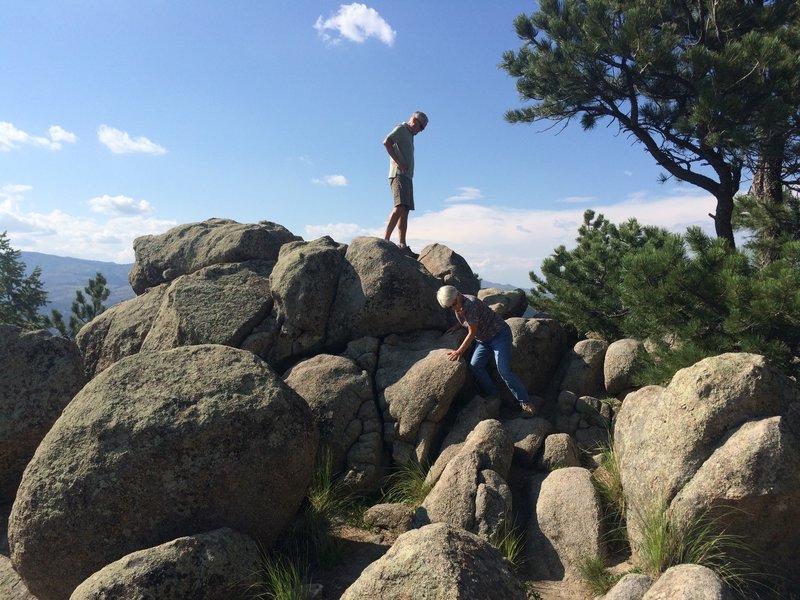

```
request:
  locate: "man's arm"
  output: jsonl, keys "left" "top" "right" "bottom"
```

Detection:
{"left": 383, "top": 136, "right": 407, "bottom": 174}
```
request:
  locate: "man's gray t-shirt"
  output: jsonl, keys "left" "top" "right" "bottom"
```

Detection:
{"left": 386, "top": 122, "right": 415, "bottom": 179}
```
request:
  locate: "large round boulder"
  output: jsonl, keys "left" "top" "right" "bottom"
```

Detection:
{"left": 615, "top": 353, "right": 800, "bottom": 588}
{"left": 70, "top": 528, "right": 261, "bottom": 600}
{"left": 340, "top": 523, "right": 527, "bottom": 600}
{"left": 128, "top": 218, "right": 299, "bottom": 294}
{"left": 8, "top": 344, "right": 317, "bottom": 600}
{"left": 0, "top": 325, "right": 84, "bottom": 503}
{"left": 326, "top": 237, "right": 449, "bottom": 348}
{"left": 527, "top": 467, "right": 603, "bottom": 581}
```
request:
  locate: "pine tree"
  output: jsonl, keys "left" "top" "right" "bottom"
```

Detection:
{"left": 501, "top": 0, "right": 800, "bottom": 246}
{"left": 529, "top": 210, "right": 671, "bottom": 340}
{"left": 0, "top": 231, "right": 49, "bottom": 329}
{"left": 46, "top": 272, "right": 111, "bottom": 338}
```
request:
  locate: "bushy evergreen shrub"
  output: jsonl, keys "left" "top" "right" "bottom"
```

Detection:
{"left": 531, "top": 208, "right": 800, "bottom": 383}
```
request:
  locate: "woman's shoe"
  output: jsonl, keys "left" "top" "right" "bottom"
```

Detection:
{"left": 520, "top": 402, "right": 536, "bottom": 418}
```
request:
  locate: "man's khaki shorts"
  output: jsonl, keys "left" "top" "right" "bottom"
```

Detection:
{"left": 390, "top": 175, "right": 414, "bottom": 210}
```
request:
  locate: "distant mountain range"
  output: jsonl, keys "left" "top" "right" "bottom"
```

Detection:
{"left": 21, "top": 252, "right": 136, "bottom": 317}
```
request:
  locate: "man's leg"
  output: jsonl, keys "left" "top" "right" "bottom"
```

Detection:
{"left": 384, "top": 206, "right": 402, "bottom": 241}
{"left": 396, "top": 205, "right": 409, "bottom": 246}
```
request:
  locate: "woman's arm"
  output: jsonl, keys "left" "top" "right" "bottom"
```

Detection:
{"left": 447, "top": 322, "right": 478, "bottom": 361}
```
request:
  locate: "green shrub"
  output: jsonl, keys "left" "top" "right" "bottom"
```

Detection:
{"left": 380, "top": 460, "right": 432, "bottom": 507}
{"left": 249, "top": 553, "right": 309, "bottom": 600}
{"left": 489, "top": 514, "right": 526, "bottom": 571}
{"left": 578, "top": 555, "right": 621, "bottom": 596}
{"left": 591, "top": 441, "right": 629, "bottom": 555}
{"left": 634, "top": 502, "right": 771, "bottom": 598}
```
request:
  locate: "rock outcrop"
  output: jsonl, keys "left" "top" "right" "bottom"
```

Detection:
{"left": 9, "top": 344, "right": 317, "bottom": 600}
{"left": 70, "top": 528, "right": 261, "bottom": 600}
{"left": 128, "top": 218, "right": 299, "bottom": 294}
{"left": 340, "top": 523, "right": 527, "bottom": 600}
{"left": 615, "top": 353, "right": 800, "bottom": 587}
{"left": 0, "top": 325, "right": 84, "bottom": 503}
{"left": 283, "top": 353, "right": 384, "bottom": 491}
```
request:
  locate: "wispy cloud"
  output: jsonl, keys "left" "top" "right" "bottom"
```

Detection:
{"left": 97, "top": 125, "right": 167, "bottom": 155}
{"left": 89, "top": 194, "right": 154, "bottom": 215}
{"left": 314, "top": 3, "right": 396, "bottom": 46}
{"left": 311, "top": 175, "right": 348, "bottom": 187}
{"left": 446, "top": 186, "right": 483, "bottom": 203}
{"left": 1, "top": 184, "right": 175, "bottom": 263}
{"left": 0, "top": 122, "right": 77, "bottom": 151}
{"left": 305, "top": 222, "right": 376, "bottom": 241}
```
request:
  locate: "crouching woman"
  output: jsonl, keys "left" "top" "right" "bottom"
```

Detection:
{"left": 436, "top": 285, "right": 534, "bottom": 416}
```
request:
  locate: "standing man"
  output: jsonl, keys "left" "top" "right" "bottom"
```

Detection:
{"left": 383, "top": 111, "right": 428, "bottom": 250}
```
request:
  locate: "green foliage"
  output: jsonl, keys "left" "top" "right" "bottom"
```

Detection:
{"left": 501, "top": 0, "right": 800, "bottom": 244}
{"left": 249, "top": 552, "right": 310, "bottom": 600}
{"left": 380, "top": 459, "right": 432, "bottom": 507}
{"left": 734, "top": 191, "right": 800, "bottom": 267}
{"left": 620, "top": 227, "right": 800, "bottom": 379}
{"left": 531, "top": 210, "right": 800, "bottom": 382}
{"left": 578, "top": 555, "right": 621, "bottom": 597}
{"left": 529, "top": 210, "right": 670, "bottom": 339}
{"left": 592, "top": 441, "right": 629, "bottom": 555}
{"left": 0, "top": 231, "right": 49, "bottom": 329}
{"left": 44, "top": 271, "right": 110, "bottom": 338}
{"left": 297, "top": 449, "right": 352, "bottom": 565}
{"left": 634, "top": 502, "right": 770, "bottom": 598}
{"left": 489, "top": 514, "right": 526, "bottom": 571}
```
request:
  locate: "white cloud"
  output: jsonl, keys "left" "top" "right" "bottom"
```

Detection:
{"left": 305, "top": 222, "right": 377, "bottom": 241}
{"left": 306, "top": 188, "right": 718, "bottom": 288}
{"left": 89, "top": 194, "right": 154, "bottom": 215}
{"left": 314, "top": 3, "right": 396, "bottom": 46}
{"left": 311, "top": 174, "right": 348, "bottom": 187}
{"left": 1, "top": 184, "right": 175, "bottom": 263}
{"left": 97, "top": 125, "right": 167, "bottom": 155}
{"left": 446, "top": 186, "right": 483, "bottom": 203}
{"left": 0, "top": 122, "right": 77, "bottom": 151}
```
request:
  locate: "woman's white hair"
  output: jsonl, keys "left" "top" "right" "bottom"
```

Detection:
{"left": 436, "top": 285, "right": 459, "bottom": 308}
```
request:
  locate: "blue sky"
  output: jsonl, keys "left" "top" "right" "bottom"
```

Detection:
{"left": 1, "top": 1, "right": 722, "bottom": 288}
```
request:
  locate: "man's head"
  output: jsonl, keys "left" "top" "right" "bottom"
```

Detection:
{"left": 437, "top": 285, "right": 459, "bottom": 309}
{"left": 410, "top": 111, "right": 428, "bottom": 134}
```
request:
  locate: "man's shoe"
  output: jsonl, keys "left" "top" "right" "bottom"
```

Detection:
{"left": 520, "top": 402, "right": 536, "bottom": 418}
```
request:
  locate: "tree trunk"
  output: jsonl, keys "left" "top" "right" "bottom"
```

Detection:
{"left": 713, "top": 189, "right": 736, "bottom": 248}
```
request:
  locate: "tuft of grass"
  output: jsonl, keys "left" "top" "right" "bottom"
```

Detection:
{"left": 635, "top": 502, "right": 773, "bottom": 598}
{"left": 277, "top": 448, "right": 355, "bottom": 567}
{"left": 591, "top": 441, "right": 629, "bottom": 555}
{"left": 249, "top": 553, "right": 310, "bottom": 600}
{"left": 578, "top": 555, "right": 621, "bottom": 596}
{"left": 380, "top": 459, "right": 432, "bottom": 507}
{"left": 489, "top": 514, "right": 526, "bottom": 571}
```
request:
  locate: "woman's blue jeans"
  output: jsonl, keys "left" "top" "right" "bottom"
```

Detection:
{"left": 469, "top": 323, "right": 529, "bottom": 404}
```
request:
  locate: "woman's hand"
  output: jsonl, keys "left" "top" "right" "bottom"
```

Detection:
{"left": 446, "top": 324, "right": 461, "bottom": 335}
{"left": 446, "top": 349, "right": 463, "bottom": 361}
